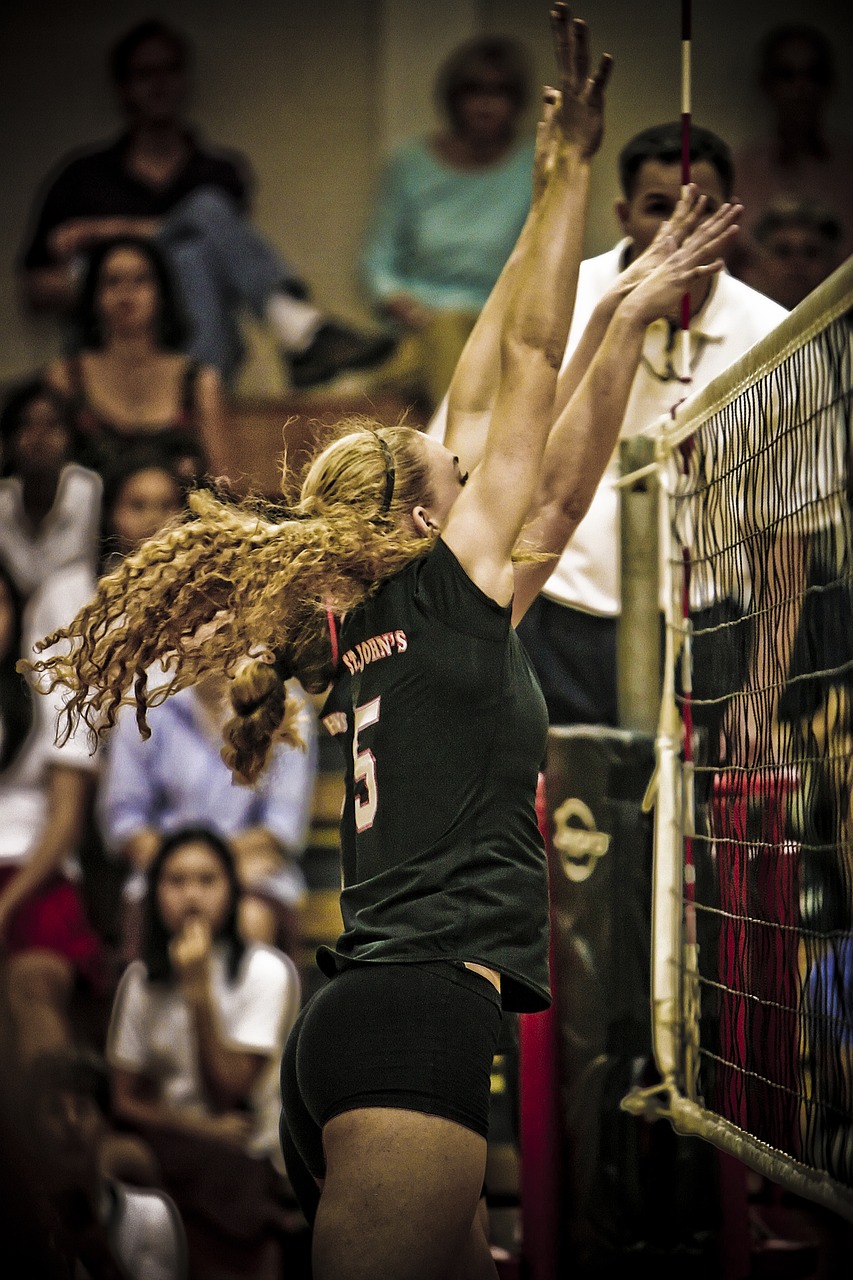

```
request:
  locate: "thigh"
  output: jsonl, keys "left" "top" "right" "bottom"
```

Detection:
{"left": 314, "top": 1106, "right": 491, "bottom": 1280}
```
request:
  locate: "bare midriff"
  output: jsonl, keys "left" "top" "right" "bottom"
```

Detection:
{"left": 463, "top": 961, "right": 502, "bottom": 993}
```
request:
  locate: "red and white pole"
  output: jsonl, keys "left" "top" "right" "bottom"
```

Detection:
{"left": 679, "top": 0, "right": 693, "bottom": 382}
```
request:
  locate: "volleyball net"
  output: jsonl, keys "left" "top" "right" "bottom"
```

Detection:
{"left": 624, "top": 258, "right": 853, "bottom": 1221}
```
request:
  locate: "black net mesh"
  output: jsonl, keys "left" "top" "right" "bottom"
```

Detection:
{"left": 667, "top": 307, "right": 853, "bottom": 1189}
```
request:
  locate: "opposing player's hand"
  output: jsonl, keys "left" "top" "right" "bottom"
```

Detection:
{"left": 550, "top": 4, "right": 612, "bottom": 160}
{"left": 621, "top": 199, "right": 742, "bottom": 326}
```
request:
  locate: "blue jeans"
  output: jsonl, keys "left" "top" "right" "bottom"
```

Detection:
{"left": 157, "top": 187, "right": 302, "bottom": 381}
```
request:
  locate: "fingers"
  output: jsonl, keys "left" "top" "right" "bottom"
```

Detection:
{"left": 571, "top": 18, "right": 590, "bottom": 90}
{"left": 666, "top": 185, "right": 707, "bottom": 243}
{"left": 550, "top": 4, "right": 572, "bottom": 89}
{"left": 550, "top": 5, "right": 611, "bottom": 100}
{"left": 587, "top": 51, "right": 614, "bottom": 106}
{"left": 680, "top": 202, "right": 742, "bottom": 260}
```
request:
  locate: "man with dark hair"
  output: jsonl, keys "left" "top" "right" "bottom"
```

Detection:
{"left": 19, "top": 18, "right": 394, "bottom": 388}
{"left": 618, "top": 120, "right": 734, "bottom": 205}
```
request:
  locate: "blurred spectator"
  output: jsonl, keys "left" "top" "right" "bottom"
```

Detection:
{"left": 93, "top": 442, "right": 313, "bottom": 959}
{"left": 0, "top": 379, "right": 101, "bottom": 600}
{"left": 98, "top": 669, "right": 317, "bottom": 957}
{"left": 731, "top": 24, "right": 853, "bottom": 282}
{"left": 0, "top": 561, "right": 103, "bottom": 1065}
{"left": 741, "top": 196, "right": 844, "bottom": 310}
{"left": 19, "top": 17, "right": 394, "bottom": 390}
{"left": 21, "top": 447, "right": 188, "bottom": 696}
{"left": 44, "top": 236, "right": 231, "bottom": 482}
{"left": 99, "top": 445, "right": 188, "bottom": 573}
{"left": 23, "top": 1048, "right": 187, "bottom": 1280}
{"left": 108, "top": 827, "right": 301, "bottom": 1280}
{"left": 362, "top": 35, "right": 535, "bottom": 413}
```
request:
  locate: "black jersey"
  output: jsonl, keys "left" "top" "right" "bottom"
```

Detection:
{"left": 319, "top": 537, "right": 550, "bottom": 1012}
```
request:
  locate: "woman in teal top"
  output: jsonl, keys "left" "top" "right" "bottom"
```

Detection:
{"left": 28, "top": 9, "right": 741, "bottom": 1275}
{"left": 362, "top": 35, "right": 535, "bottom": 412}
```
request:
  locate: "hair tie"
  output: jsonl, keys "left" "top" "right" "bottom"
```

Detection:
{"left": 376, "top": 434, "right": 396, "bottom": 513}
{"left": 237, "top": 693, "right": 267, "bottom": 717}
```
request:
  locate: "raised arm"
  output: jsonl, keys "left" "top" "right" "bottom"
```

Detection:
{"left": 441, "top": 6, "right": 612, "bottom": 606}
{"left": 511, "top": 197, "right": 741, "bottom": 622}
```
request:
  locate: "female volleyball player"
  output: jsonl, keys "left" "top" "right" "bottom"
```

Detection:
{"left": 24, "top": 7, "right": 741, "bottom": 1277}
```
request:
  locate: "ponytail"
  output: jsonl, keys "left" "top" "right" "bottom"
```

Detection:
{"left": 223, "top": 651, "right": 306, "bottom": 784}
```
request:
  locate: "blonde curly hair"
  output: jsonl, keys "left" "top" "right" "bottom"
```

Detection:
{"left": 23, "top": 420, "right": 434, "bottom": 783}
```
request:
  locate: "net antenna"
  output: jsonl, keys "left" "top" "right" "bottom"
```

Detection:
{"left": 679, "top": 0, "right": 693, "bottom": 385}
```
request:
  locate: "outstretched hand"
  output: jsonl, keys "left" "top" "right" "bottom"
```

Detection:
{"left": 618, "top": 185, "right": 730, "bottom": 295}
{"left": 549, "top": 4, "right": 612, "bottom": 160}
{"left": 622, "top": 196, "right": 743, "bottom": 326}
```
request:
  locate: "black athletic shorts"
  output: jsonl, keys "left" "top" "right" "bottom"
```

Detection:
{"left": 280, "top": 960, "right": 502, "bottom": 1217}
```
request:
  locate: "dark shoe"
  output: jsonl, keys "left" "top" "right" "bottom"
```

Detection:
{"left": 287, "top": 321, "right": 396, "bottom": 389}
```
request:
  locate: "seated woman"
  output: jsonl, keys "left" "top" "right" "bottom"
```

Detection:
{"left": 0, "top": 561, "right": 103, "bottom": 1065}
{"left": 362, "top": 35, "right": 536, "bottom": 414}
{"left": 0, "top": 379, "right": 101, "bottom": 601}
{"left": 22, "top": 446, "right": 189, "bottom": 720}
{"left": 45, "top": 236, "right": 233, "bottom": 483}
{"left": 107, "top": 827, "right": 300, "bottom": 1280}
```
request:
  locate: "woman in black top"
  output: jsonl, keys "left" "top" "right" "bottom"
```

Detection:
{"left": 27, "top": 8, "right": 740, "bottom": 1276}
{"left": 45, "top": 235, "right": 232, "bottom": 482}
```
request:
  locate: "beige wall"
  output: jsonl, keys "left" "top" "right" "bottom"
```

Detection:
{"left": 1, "top": 0, "right": 850, "bottom": 386}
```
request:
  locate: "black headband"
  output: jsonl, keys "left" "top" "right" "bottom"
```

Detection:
{"left": 377, "top": 435, "right": 396, "bottom": 513}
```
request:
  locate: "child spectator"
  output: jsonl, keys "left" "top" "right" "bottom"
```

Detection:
{"left": 108, "top": 827, "right": 300, "bottom": 1280}
{"left": 0, "top": 379, "right": 101, "bottom": 600}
